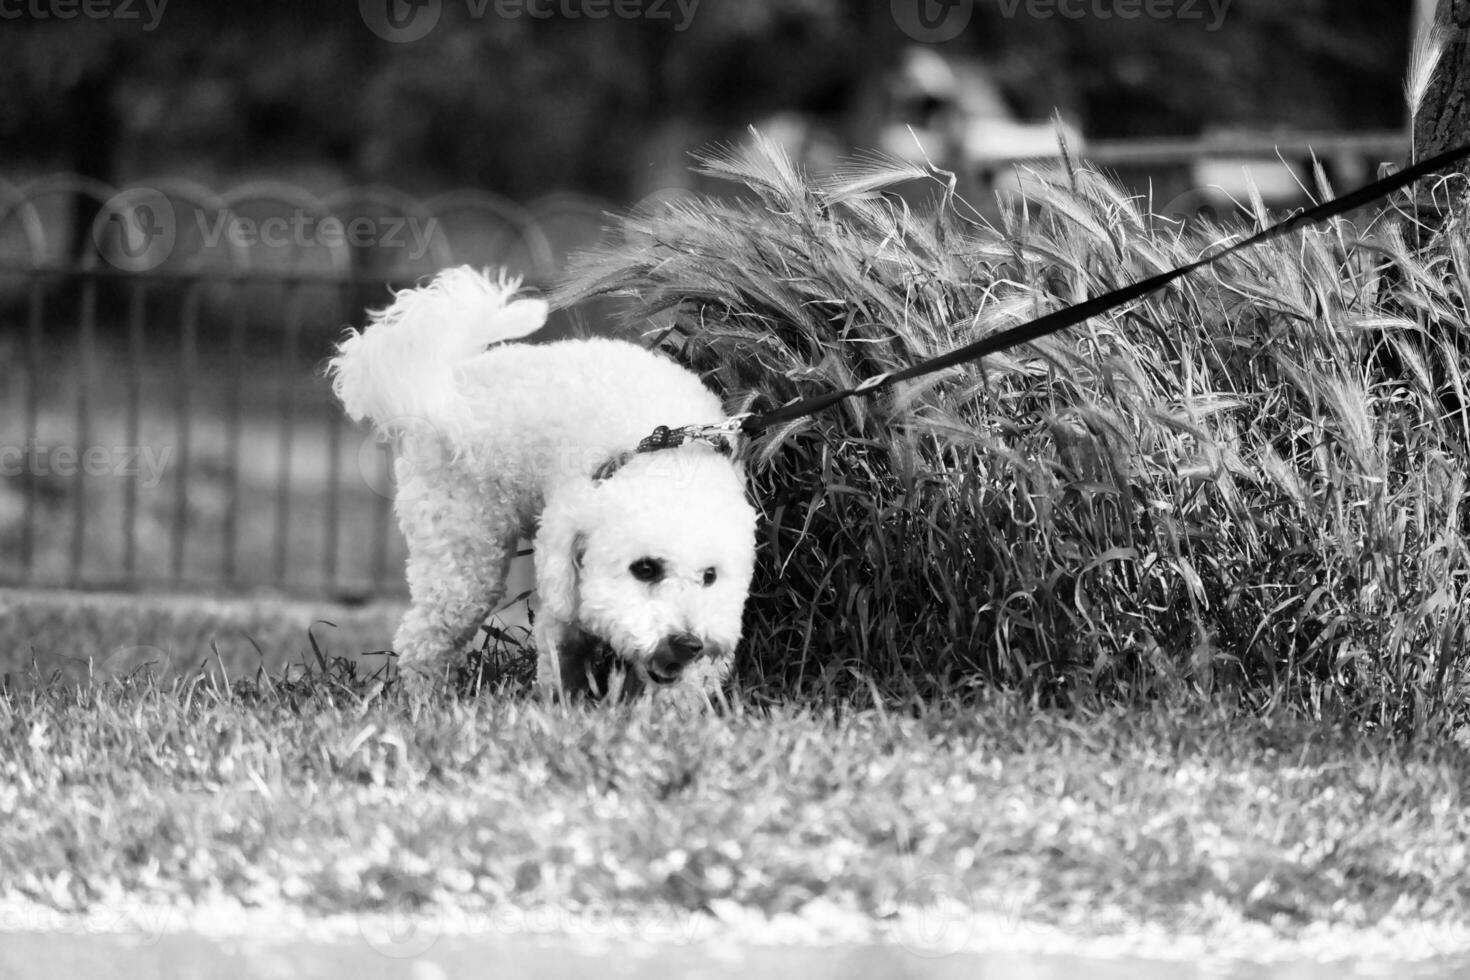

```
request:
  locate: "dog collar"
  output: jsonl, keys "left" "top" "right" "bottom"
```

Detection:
{"left": 592, "top": 415, "right": 750, "bottom": 483}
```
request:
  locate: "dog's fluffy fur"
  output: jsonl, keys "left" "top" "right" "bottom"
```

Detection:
{"left": 329, "top": 267, "right": 757, "bottom": 700}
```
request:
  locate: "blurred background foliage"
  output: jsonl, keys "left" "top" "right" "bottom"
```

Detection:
{"left": 0, "top": 0, "right": 1413, "bottom": 204}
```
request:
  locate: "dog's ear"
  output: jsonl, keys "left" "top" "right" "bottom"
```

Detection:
{"left": 535, "top": 490, "right": 590, "bottom": 623}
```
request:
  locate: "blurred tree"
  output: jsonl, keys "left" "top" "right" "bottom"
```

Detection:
{"left": 1414, "top": 0, "right": 1470, "bottom": 167}
{"left": 0, "top": 0, "right": 1419, "bottom": 205}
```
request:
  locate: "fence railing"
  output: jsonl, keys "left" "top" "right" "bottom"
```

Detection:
{"left": 0, "top": 130, "right": 1420, "bottom": 598}
{"left": 0, "top": 175, "right": 624, "bottom": 600}
{"left": 0, "top": 264, "right": 401, "bottom": 598}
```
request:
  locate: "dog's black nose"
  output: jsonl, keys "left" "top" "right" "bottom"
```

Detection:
{"left": 666, "top": 632, "right": 704, "bottom": 664}
{"left": 648, "top": 633, "right": 705, "bottom": 683}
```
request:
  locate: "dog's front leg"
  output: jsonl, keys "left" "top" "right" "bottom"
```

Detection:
{"left": 393, "top": 490, "right": 517, "bottom": 693}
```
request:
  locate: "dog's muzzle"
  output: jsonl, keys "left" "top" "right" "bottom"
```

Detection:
{"left": 646, "top": 632, "right": 705, "bottom": 685}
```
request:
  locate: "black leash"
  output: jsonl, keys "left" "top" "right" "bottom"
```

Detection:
{"left": 733, "top": 141, "right": 1470, "bottom": 437}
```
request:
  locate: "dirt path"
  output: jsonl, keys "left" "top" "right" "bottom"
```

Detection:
{"left": 3, "top": 929, "right": 1468, "bottom": 980}
{"left": 2, "top": 904, "right": 1467, "bottom": 980}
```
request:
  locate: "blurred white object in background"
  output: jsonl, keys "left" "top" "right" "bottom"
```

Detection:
{"left": 881, "top": 47, "right": 1084, "bottom": 177}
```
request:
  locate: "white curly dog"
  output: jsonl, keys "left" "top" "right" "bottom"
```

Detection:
{"left": 329, "top": 266, "right": 757, "bottom": 701}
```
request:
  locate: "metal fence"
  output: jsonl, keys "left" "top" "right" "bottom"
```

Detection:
{"left": 0, "top": 175, "right": 618, "bottom": 600}
{"left": 0, "top": 130, "right": 1413, "bottom": 599}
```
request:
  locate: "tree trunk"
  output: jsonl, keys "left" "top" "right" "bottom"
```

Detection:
{"left": 1414, "top": 0, "right": 1470, "bottom": 164}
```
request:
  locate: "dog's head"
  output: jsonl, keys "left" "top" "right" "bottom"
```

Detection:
{"left": 535, "top": 444, "right": 757, "bottom": 688}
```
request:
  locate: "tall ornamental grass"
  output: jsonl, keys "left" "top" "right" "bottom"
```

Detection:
{"left": 556, "top": 134, "right": 1470, "bottom": 729}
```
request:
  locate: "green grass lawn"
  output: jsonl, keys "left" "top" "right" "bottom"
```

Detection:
{"left": 3, "top": 641, "right": 1469, "bottom": 958}
{"left": 0, "top": 587, "right": 406, "bottom": 684}
{"left": 8, "top": 138, "right": 1470, "bottom": 964}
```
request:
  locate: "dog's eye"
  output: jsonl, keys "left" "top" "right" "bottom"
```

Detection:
{"left": 629, "top": 558, "right": 665, "bottom": 583}
{"left": 702, "top": 567, "right": 717, "bottom": 587}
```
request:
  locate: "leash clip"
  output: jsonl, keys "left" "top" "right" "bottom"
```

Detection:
{"left": 636, "top": 413, "right": 753, "bottom": 457}
{"left": 597, "top": 413, "right": 752, "bottom": 483}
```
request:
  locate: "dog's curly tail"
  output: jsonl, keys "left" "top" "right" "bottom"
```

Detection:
{"left": 327, "top": 266, "right": 548, "bottom": 431}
